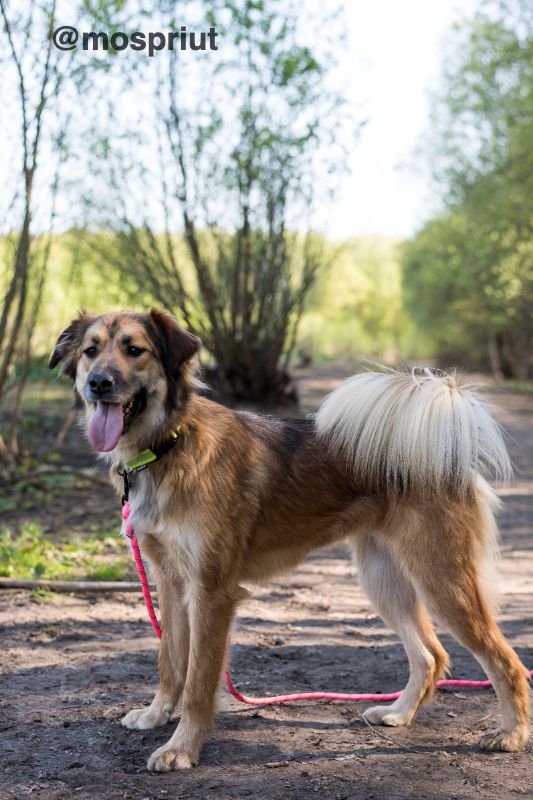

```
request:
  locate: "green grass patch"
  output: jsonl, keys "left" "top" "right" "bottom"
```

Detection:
{"left": 0, "top": 468, "right": 110, "bottom": 514}
{"left": 0, "top": 521, "right": 131, "bottom": 582}
{"left": 502, "top": 380, "right": 533, "bottom": 396}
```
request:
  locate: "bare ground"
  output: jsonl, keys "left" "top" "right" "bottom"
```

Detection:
{"left": 1, "top": 367, "right": 532, "bottom": 800}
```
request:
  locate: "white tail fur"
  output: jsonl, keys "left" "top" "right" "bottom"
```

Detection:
{"left": 315, "top": 367, "right": 512, "bottom": 497}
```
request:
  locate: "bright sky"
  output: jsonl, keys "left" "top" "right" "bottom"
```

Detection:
{"left": 328, "top": 0, "right": 478, "bottom": 239}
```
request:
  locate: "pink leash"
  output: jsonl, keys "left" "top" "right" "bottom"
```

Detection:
{"left": 123, "top": 502, "right": 162, "bottom": 639}
{"left": 122, "top": 502, "right": 533, "bottom": 705}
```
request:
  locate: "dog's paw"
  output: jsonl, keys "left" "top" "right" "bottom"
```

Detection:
{"left": 147, "top": 743, "right": 198, "bottom": 772}
{"left": 363, "top": 705, "right": 411, "bottom": 727}
{"left": 121, "top": 706, "right": 170, "bottom": 730}
{"left": 479, "top": 727, "right": 528, "bottom": 752}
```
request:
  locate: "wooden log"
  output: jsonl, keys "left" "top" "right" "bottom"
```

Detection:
{"left": 0, "top": 578, "right": 154, "bottom": 593}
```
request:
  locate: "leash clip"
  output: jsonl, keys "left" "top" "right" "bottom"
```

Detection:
{"left": 118, "top": 469, "right": 130, "bottom": 506}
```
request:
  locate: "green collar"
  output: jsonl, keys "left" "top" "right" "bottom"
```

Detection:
{"left": 120, "top": 427, "right": 181, "bottom": 505}
{"left": 125, "top": 426, "right": 181, "bottom": 471}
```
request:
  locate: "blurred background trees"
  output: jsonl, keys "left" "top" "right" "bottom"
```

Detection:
{"left": 403, "top": 0, "right": 533, "bottom": 377}
{"left": 0, "top": 0, "right": 78, "bottom": 467}
{"left": 0, "top": 0, "right": 532, "bottom": 475}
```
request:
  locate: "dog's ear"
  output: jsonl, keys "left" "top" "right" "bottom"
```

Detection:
{"left": 148, "top": 308, "right": 201, "bottom": 377}
{"left": 49, "top": 312, "right": 95, "bottom": 380}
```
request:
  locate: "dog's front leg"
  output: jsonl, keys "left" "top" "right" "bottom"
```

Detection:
{"left": 122, "top": 569, "right": 189, "bottom": 730}
{"left": 147, "top": 587, "right": 236, "bottom": 771}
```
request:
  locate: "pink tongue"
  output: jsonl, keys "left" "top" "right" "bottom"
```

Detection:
{"left": 88, "top": 402, "right": 124, "bottom": 452}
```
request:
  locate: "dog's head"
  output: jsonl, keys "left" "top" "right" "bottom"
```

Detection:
{"left": 49, "top": 309, "right": 200, "bottom": 455}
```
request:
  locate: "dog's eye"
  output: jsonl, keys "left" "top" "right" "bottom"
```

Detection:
{"left": 126, "top": 346, "right": 144, "bottom": 357}
{"left": 84, "top": 346, "right": 97, "bottom": 358}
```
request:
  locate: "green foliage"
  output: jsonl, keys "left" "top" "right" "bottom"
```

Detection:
{"left": 0, "top": 521, "right": 130, "bottom": 581}
{"left": 22, "top": 230, "right": 412, "bottom": 364}
{"left": 403, "top": 0, "right": 533, "bottom": 376}
{"left": 35, "top": 230, "right": 136, "bottom": 346}
{"left": 0, "top": 0, "right": 119, "bottom": 469}
{"left": 301, "top": 237, "right": 416, "bottom": 361}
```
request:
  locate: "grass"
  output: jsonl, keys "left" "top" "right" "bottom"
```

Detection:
{"left": 0, "top": 467, "right": 107, "bottom": 514}
{"left": 502, "top": 380, "right": 533, "bottom": 396}
{"left": 0, "top": 521, "right": 131, "bottom": 582}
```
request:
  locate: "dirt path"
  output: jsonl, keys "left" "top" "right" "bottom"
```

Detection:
{"left": 1, "top": 369, "right": 532, "bottom": 799}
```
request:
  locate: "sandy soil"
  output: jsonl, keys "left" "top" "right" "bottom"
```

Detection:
{"left": 1, "top": 368, "right": 532, "bottom": 799}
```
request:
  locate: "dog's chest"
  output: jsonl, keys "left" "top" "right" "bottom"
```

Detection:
{"left": 122, "top": 472, "right": 204, "bottom": 575}
{"left": 157, "top": 522, "right": 203, "bottom": 573}
{"left": 124, "top": 474, "right": 158, "bottom": 531}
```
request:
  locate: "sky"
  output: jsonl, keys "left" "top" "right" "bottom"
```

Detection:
{"left": 328, "top": 0, "right": 478, "bottom": 239}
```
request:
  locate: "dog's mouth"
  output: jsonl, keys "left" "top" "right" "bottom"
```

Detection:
{"left": 122, "top": 389, "right": 147, "bottom": 432}
{"left": 88, "top": 388, "right": 147, "bottom": 452}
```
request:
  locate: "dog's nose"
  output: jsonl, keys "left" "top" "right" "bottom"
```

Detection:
{"left": 88, "top": 371, "right": 114, "bottom": 395}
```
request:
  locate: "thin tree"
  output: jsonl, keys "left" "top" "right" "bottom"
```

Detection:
{"left": 0, "top": 0, "right": 71, "bottom": 469}
{"left": 87, "top": 0, "right": 349, "bottom": 402}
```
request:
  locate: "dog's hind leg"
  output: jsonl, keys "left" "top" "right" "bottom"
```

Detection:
{"left": 122, "top": 568, "right": 190, "bottom": 731}
{"left": 352, "top": 535, "right": 449, "bottom": 727}
{"left": 391, "top": 496, "right": 530, "bottom": 752}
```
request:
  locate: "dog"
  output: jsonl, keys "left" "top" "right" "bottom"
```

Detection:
{"left": 49, "top": 308, "right": 530, "bottom": 771}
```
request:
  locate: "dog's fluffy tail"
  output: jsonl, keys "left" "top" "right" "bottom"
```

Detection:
{"left": 315, "top": 367, "right": 512, "bottom": 498}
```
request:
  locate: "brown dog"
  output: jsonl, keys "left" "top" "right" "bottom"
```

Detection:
{"left": 50, "top": 308, "right": 530, "bottom": 771}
